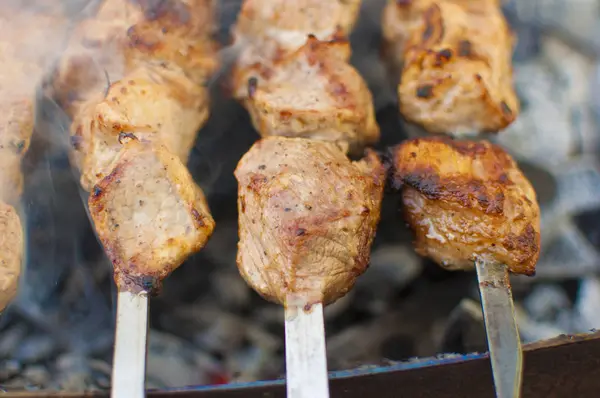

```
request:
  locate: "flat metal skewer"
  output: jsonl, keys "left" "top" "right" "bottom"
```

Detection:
{"left": 111, "top": 290, "right": 149, "bottom": 398}
{"left": 284, "top": 302, "right": 330, "bottom": 398}
{"left": 475, "top": 259, "right": 523, "bottom": 398}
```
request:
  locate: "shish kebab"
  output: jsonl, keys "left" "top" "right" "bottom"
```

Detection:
{"left": 391, "top": 138, "right": 540, "bottom": 397}
{"left": 383, "top": 0, "right": 531, "bottom": 396}
{"left": 51, "top": 1, "right": 219, "bottom": 396}
{"left": 231, "top": 1, "right": 382, "bottom": 397}
{"left": 0, "top": 6, "right": 69, "bottom": 312}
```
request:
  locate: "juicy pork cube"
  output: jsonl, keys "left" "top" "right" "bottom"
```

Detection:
{"left": 235, "top": 136, "right": 385, "bottom": 306}
{"left": 69, "top": 64, "right": 209, "bottom": 191}
{"left": 88, "top": 138, "right": 215, "bottom": 292}
{"left": 233, "top": 0, "right": 361, "bottom": 54}
{"left": 382, "top": 0, "right": 518, "bottom": 134}
{"left": 392, "top": 137, "right": 540, "bottom": 275}
{"left": 233, "top": 37, "right": 379, "bottom": 154}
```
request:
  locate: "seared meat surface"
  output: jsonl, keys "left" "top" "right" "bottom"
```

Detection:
{"left": 382, "top": 0, "right": 518, "bottom": 134}
{"left": 231, "top": 1, "right": 378, "bottom": 152}
{"left": 235, "top": 137, "right": 385, "bottom": 306}
{"left": 52, "top": 0, "right": 218, "bottom": 291}
{"left": 232, "top": 0, "right": 361, "bottom": 70}
{"left": 68, "top": 63, "right": 209, "bottom": 191}
{"left": 88, "top": 138, "right": 214, "bottom": 291}
{"left": 392, "top": 137, "right": 540, "bottom": 275}
{"left": 0, "top": 5, "right": 70, "bottom": 310}
{"left": 234, "top": 37, "right": 379, "bottom": 153}
{"left": 54, "top": 0, "right": 219, "bottom": 190}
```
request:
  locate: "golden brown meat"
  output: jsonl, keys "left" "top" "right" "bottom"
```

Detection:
{"left": 0, "top": 5, "right": 70, "bottom": 311}
{"left": 53, "top": 0, "right": 219, "bottom": 190}
{"left": 382, "top": 0, "right": 518, "bottom": 134}
{"left": 391, "top": 137, "right": 540, "bottom": 275}
{"left": 68, "top": 63, "right": 209, "bottom": 191}
{"left": 232, "top": 0, "right": 361, "bottom": 72}
{"left": 52, "top": 0, "right": 218, "bottom": 291}
{"left": 235, "top": 137, "right": 385, "bottom": 306}
{"left": 233, "top": 36, "right": 379, "bottom": 153}
{"left": 88, "top": 138, "right": 215, "bottom": 291}
{"left": 53, "top": 0, "right": 219, "bottom": 114}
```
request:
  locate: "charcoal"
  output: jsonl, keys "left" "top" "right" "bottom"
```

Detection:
{"left": 0, "top": 360, "right": 21, "bottom": 381}
{"left": 523, "top": 284, "right": 571, "bottom": 322}
{"left": 573, "top": 277, "right": 600, "bottom": 332}
{"left": 573, "top": 207, "right": 600, "bottom": 249}
{"left": 147, "top": 331, "right": 210, "bottom": 387}
{"left": 439, "top": 299, "right": 487, "bottom": 355}
{"left": 516, "top": 313, "right": 568, "bottom": 344}
{"left": 22, "top": 365, "right": 50, "bottom": 386}
{"left": 14, "top": 335, "right": 55, "bottom": 363}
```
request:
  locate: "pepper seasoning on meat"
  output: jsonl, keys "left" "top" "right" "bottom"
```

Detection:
{"left": 382, "top": 0, "right": 519, "bottom": 134}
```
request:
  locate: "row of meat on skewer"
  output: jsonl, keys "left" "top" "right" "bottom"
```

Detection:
{"left": 0, "top": 0, "right": 541, "bottom": 397}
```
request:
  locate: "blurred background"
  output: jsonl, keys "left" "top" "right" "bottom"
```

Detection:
{"left": 1, "top": 0, "right": 600, "bottom": 392}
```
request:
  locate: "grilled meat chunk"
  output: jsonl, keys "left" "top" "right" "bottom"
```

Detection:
{"left": 232, "top": 0, "right": 361, "bottom": 70}
{"left": 69, "top": 63, "right": 209, "bottom": 191}
{"left": 53, "top": 0, "right": 219, "bottom": 114}
{"left": 0, "top": 5, "right": 70, "bottom": 310}
{"left": 382, "top": 0, "right": 518, "bottom": 134}
{"left": 233, "top": 36, "right": 379, "bottom": 153}
{"left": 0, "top": 98, "right": 33, "bottom": 205}
{"left": 53, "top": 0, "right": 219, "bottom": 189}
{"left": 0, "top": 203, "right": 23, "bottom": 311}
{"left": 392, "top": 137, "right": 540, "bottom": 275}
{"left": 88, "top": 139, "right": 215, "bottom": 291}
{"left": 52, "top": 0, "right": 219, "bottom": 291}
{"left": 235, "top": 137, "right": 385, "bottom": 306}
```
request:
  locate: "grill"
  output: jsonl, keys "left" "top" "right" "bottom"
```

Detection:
{"left": 1, "top": 0, "right": 600, "bottom": 397}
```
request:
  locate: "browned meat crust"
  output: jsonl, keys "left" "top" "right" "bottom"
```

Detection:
{"left": 231, "top": 0, "right": 378, "bottom": 153}
{"left": 232, "top": 0, "right": 361, "bottom": 64}
{"left": 382, "top": 0, "right": 518, "bottom": 134}
{"left": 391, "top": 137, "right": 540, "bottom": 275}
{"left": 235, "top": 137, "right": 385, "bottom": 306}
{"left": 88, "top": 138, "right": 215, "bottom": 292}
{"left": 52, "top": 0, "right": 219, "bottom": 291}
{"left": 234, "top": 36, "right": 379, "bottom": 153}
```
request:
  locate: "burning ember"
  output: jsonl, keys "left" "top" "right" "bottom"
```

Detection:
{"left": 0, "top": 0, "right": 600, "bottom": 394}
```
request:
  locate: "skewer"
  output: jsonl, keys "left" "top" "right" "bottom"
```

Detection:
{"left": 475, "top": 260, "right": 522, "bottom": 398}
{"left": 230, "top": 3, "right": 381, "bottom": 396}
{"left": 285, "top": 302, "right": 329, "bottom": 398}
{"left": 111, "top": 290, "right": 149, "bottom": 398}
{"left": 49, "top": 2, "right": 219, "bottom": 397}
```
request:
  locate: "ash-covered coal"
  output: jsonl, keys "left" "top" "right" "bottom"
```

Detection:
{"left": 1, "top": 0, "right": 600, "bottom": 392}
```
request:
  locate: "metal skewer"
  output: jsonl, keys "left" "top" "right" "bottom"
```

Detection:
{"left": 111, "top": 290, "right": 149, "bottom": 398}
{"left": 284, "top": 302, "right": 330, "bottom": 398}
{"left": 475, "top": 259, "right": 523, "bottom": 398}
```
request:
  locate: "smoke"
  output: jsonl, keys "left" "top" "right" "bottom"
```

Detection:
{"left": 4, "top": 0, "right": 251, "bottom": 322}
{"left": 0, "top": 0, "right": 101, "bottom": 326}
